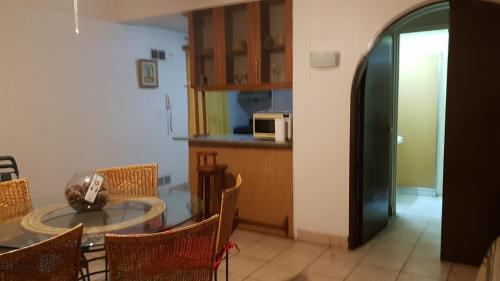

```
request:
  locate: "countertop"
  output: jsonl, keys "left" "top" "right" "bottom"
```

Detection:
{"left": 174, "top": 134, "right": 292, "bottom": 149}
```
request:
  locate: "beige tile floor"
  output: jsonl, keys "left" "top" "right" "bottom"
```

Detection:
{"left": 88, "top": 193, "right": 479, "bottom": 281}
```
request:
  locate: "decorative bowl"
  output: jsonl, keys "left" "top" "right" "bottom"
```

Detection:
{"left": 65, "top": 171, "right": 109, "bottom": 212}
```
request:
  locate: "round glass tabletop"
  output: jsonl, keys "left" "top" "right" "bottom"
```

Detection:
{"left": 43, "top": 200, "right": 155, "bottom": 228}
{"left": 0, "top": 188, "right": 202, "bottom": 250}
{"left": 44, "top": 200, "right": 153, "bottom": 228}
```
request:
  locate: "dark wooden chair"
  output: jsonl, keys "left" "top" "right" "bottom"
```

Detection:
{"left": 0, "top": 156, "right": 19, "bottom": 183}
{"left": 197, "top": 152, "right": 228, "bottom": 218}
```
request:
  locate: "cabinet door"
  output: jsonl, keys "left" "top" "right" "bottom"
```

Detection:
{"left": 254, "top": 0, "right": 292, "bottom": 86}
{"left": 224, "top": 4, "right": 252, "bottom": 86}
{"left": 248, "top": 2, "right": 261, "bottom": 85}
{"left": 188, "top": 9, "right": 225, "bottom": 88}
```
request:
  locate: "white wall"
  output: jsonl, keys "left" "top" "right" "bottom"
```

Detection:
{"left": 112, "top": 0, "right": 250, "bottom": 22}
{"left": 0, "top": 1, "right": 189, "bottom": 204}
{"left": 293, "top": 0, "right": 428, "bottom": 238}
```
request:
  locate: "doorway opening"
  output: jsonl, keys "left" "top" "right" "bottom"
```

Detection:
{"left": 394, "top": 29, "right": 448, "bottom": 220}
{"left": 349, "top": 1, "right": 449, "bottom": 249}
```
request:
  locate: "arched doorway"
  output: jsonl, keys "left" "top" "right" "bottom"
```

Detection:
{"left": 349, "top": 1, "right": 449, "bottom": 249}
{"left": 349, "top": 0, "right": 500, "bottom": 265}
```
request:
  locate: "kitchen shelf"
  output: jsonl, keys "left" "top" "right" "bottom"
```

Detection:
{"left": 262, "top": 45, "right": 285, "bottom": 52}
{"left": 227, "top": 49, "right": 248, "bottom": 56}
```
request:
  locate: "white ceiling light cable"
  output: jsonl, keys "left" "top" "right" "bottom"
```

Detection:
{"left": 74, "top": 0, "right": 80, "bottom": 34}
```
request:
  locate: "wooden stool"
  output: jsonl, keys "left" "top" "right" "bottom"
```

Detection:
{"left": 196, "top": 151, "right": 228, "bottom": 219}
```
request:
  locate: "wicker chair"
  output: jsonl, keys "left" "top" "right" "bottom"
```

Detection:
{"left": 0, "top": 178, "right": 32, "bottom": 220}
{"left": 214, "top": 175, "right": 242, "bottom": 281}
{"left": 105, "top": 215, "right": 219, "bottom": 281}
{"left": 97, "top": 163, "right": 158, "bottom": 198}
{"left": 0, "top": 224, "right": 83, "bottom": 281}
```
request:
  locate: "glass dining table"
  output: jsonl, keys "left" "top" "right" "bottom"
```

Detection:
{"left": 0, "top": 186, "right": 203, "bottom": 279}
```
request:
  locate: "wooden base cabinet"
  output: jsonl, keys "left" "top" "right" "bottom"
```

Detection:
{"left": 189, "top": 144, "right": 293, "bottom": 237}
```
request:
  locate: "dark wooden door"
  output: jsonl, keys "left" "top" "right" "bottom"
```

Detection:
{"left": 442, "top": 0, "right": 500, "bottom": 266}
{"left": 358, "top": 35, "right": 395, "bottom": 244}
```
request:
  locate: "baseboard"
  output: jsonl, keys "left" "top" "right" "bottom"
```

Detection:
{"left": 397, "top": 186, "right": 438, "bottom": 197}
{"left": 296, "top": 229, "right": 348, "bottom": 249}
{"left": 238, "top": 222, "right": 290, "bottom": 238}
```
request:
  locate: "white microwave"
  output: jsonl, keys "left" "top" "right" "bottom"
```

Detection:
{"left": 253, "top": 112, "right": 291, "bottom": 140}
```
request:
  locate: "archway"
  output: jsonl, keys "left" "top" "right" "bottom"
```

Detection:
{"left": 348, "top": 1, "right": 449, "bottom": 248}
{"left": 349, "top": 0, "right": 500, "bottom": 266}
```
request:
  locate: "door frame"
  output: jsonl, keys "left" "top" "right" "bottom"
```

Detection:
{"left": 348, "top": 0, "right": 446, "bottom": 249}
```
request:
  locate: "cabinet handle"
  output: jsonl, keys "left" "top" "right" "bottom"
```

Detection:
{"left": 254, "top": 59, "right": 258, "bottom": 81}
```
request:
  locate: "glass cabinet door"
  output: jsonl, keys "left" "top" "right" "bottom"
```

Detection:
{"left": 189, "top": 0, "right": 292, "bottom": 90}
{"left": 225, "top": 4, "right": 250, "bottom": 86}
{"left": 192, "top": 10, "right": 215, "bottom": 86}
{"left": 259, "top": 0, "right": 289, "bottom": 84}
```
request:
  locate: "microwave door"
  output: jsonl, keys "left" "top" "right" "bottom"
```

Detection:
{"left": 255, "top": 119, "right": 275, "bottom": 134}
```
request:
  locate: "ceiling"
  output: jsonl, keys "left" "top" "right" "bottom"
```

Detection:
{"left": 128, "top": 13, "right": 188, "bottom": 33}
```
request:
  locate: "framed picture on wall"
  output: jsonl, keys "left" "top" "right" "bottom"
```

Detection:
{"left": 137, "top": 59, "right": 158, "bottom": 88}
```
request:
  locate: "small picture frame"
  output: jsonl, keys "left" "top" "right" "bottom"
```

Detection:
{"left": 137, "top": 59, "right": 158, "bottom": 88}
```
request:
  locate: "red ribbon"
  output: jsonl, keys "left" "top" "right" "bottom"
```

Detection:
{"left": 213, "top": 241, "right": 240, "bottom": 270}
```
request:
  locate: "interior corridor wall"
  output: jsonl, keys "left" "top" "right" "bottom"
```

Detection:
{"left": 396, "top": 30, "right": 449, "bottom": 189}
{"left": 397, "top": 54, "right": 439, "bottom": 187}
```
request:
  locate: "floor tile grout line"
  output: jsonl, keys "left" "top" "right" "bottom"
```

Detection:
{"left": 234, "top": 231, "right": 267, "bottom": 253}
{"left": 243, "top": 240, "right": 333, "bottom": 281}
{"left": 339, "top": 242, "right": 374, "bottom": 281}
{"left": 446, "top": 263, "right": 454, "bottom": 281}
{"left": 297, "top": 245, "right": 334, "bottom": 278}
{"left": 336, "top": 260, "right": 361, "bottom": 281}
{"left": 394, "top": 216, "right": 427, "bottom": 280}
{"left": 394, "top": 215, "right": 452, "bottom": 281}
{"left": 349, "top": 212, "right": 436, "bottom": 280}
{"left": 240, "top": 237, "right": 295, "bottom": 280}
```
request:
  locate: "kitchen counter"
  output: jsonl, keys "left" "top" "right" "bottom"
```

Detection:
{"left": 188, "top": 134, "right": 293, "bottom": 237}
{"left": 185, "top": 134, "right": 292, "bottom": 149}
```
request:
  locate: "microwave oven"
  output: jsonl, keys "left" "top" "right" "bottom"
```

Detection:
{"left": 253, "top": 112, "right": 291, "bottom": 140}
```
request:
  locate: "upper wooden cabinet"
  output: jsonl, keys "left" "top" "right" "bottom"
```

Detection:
{"left": 188, "top": 0, "right": 292, "bottom": 91}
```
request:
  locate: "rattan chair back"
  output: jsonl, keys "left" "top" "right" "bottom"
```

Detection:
{"left": 105, "top": 215, "right": 219, "bottom": 281}
{"left": 215, "top": 175, "right": 242, "bottom": 256}
{"left": 0, "top": 224, "right": 83, "bottom": 281}
{"left": 97, "top": 163, "right": 158, "bottom": 198}
{"left": 0, "top": 178, "right": 32, "bottom": 220}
